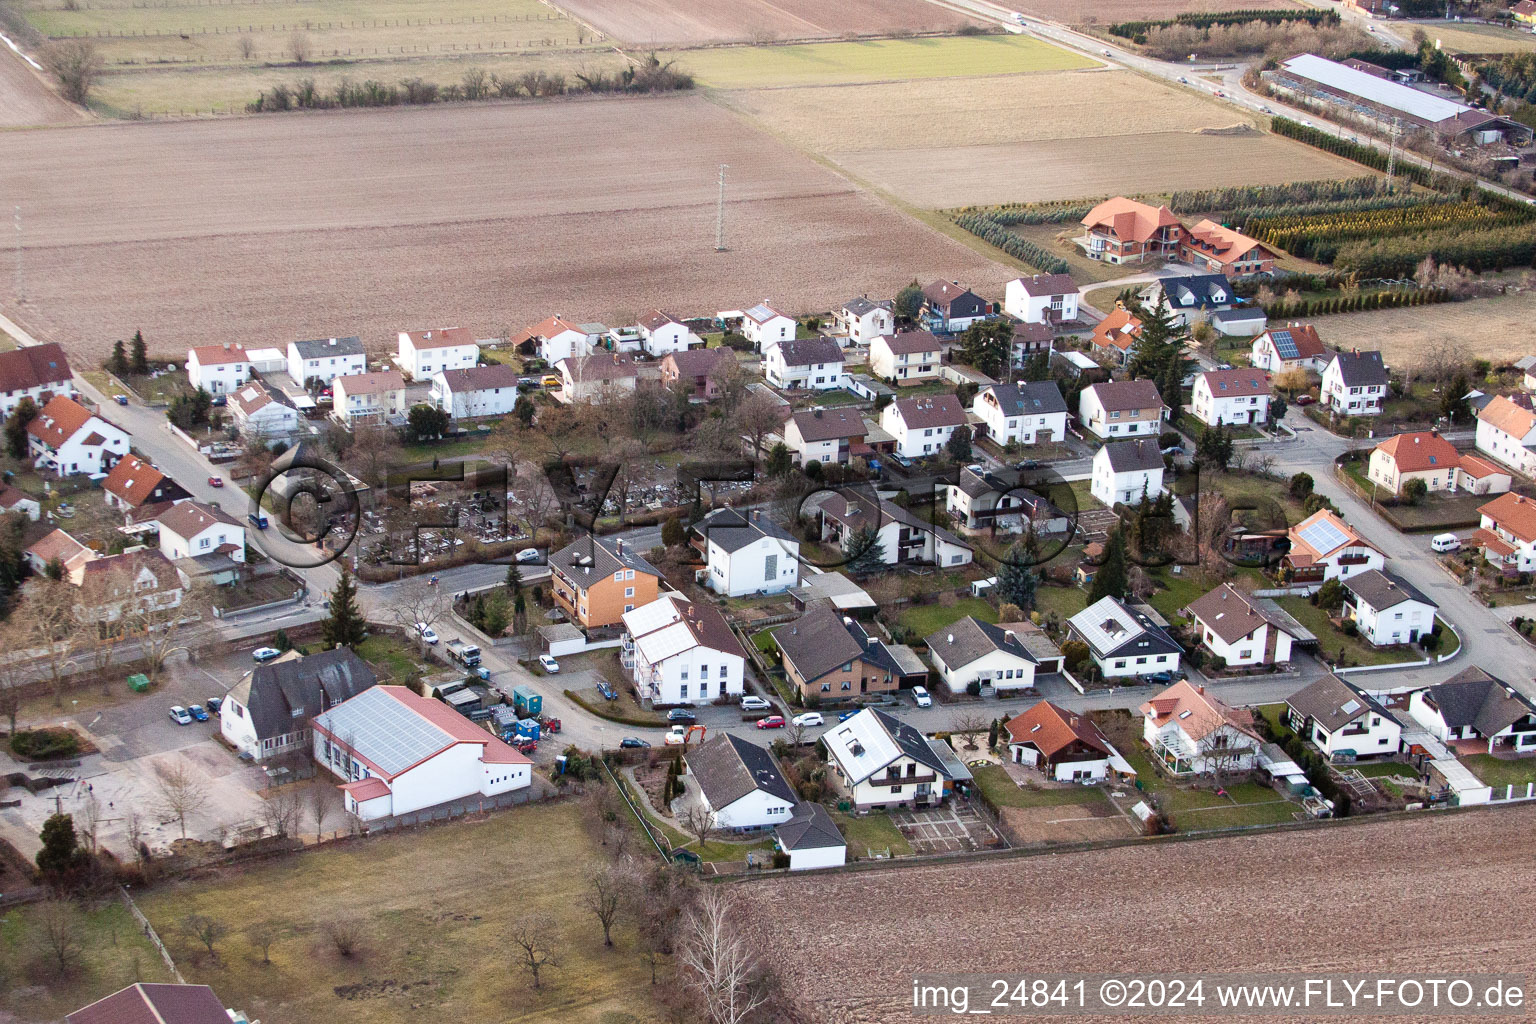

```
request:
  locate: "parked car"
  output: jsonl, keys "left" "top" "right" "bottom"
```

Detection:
{"left": 538, "top": 653, "right": 560, "bottom": 673}
{"left": 911, "top": 686, "right": 932, "bottom": 708}
{"left": 516, "top": 547, "right": 541, "bottom": 563}
{"left": 113, "top": 394, "right": 129, "bottom": 406}
{"left": 1295, "top": 394, "right": 1316, "bottom": 406}
{"left": 1431, "top": 533, "right": 1462, "bottom": 553}
{"left": 755, "top": 715, "right": 786, "bottom": 730}
{"left": 667, "top": 708, "right": 697, "bottom": 723}
{"left": 1144, "top": 671, "right": 1177, "bottom": 684}
{"left": 620, "top": 736, "right": 650, "bottom": 749}
{"left": 1016, "top": 459, "right": 1040, "bottom": 470}
{"left": 206, "top": 696, "right": 223, "bottom": 714}
{"left": 168, "top": 705, "right": 193, "bottom": 726}
{"left": 416, "top": 622, "right": 440, "bottom": 645}
{"left": 251, "top": 646, "right": 281, "bottom": 663}
{"left": 597, "top": 681, "right": 617, "bottom": 701}
{"left": 792, "top": 712, "right": 823, "bottom": 728}
{"left": 542, "top": 375, "right": 562, "bottom": 389}
{"left": 740, "top": 695, "right": 772, "bottom": 712}
{"left": 248, "top": 512, "right": 270, "bottom": 530}
{"left": 838, "top": 709, "right": 860, "bottom": 722}
{"left": 208, "top": 476, "right": 224, "bottom": 488}
{"left": 188, "top": 704, "right": 209, "bottom": 722}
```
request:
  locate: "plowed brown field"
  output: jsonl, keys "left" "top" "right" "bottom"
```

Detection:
{"left": 551, "top": 0, "right": 976, "bottom": 45}
{"left": 0, "top": 94, "right": 1014, "bottom": 363}
{"left": 0, "top": 42, "right": 80, "bottom": 127}
{"left": 741, "top": 805, "right": 1536, "bottom": 1023}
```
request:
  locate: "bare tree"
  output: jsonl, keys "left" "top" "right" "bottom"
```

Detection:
{"left": 678, "top": 890, "right": 769, "bottom": 1024}
{"left": 32, "top": 899, "right": 85, "bottom": 978}
{"left": 155, "top": 761, "right": 208, "bottom": 840}
{"left": 305, "top": 779, "right": 332, "bottom": 839}
{"left": 122, "top": 579, "right": 210, "bottom": 683}
{"left": 78, "top": 792, "right": 103, "bottom": 855}
{"left": 733, "top": 389, "right": 783, "bottom": 463}
{"left": 260, "top": 785, "right": 302, "bottom": 838}
{"left": 15, "top": 578, "right": 81, "bottom": 706}
{"left": 950, "top": 712, "right": 989, "bottom": 752}
{"left": 43, "top": 39, "right": 104, "bottom": 105}
{"left": 181, "top": 913, "right": 228, "bottom": 963}
{"left": 246, "top": 920, "right": 279, "bottom": 964}
{"left": 389, "top": 587, "right": 447, "bottom": 661}
{"left": 631, "top": 862, "right": 689, "bottom": 985}
{"left": 237, "top": 34, "right": 257, "bottom": 60}
{"left": 583, "top": 866, "right": 625, "bottom": 947}
{"left": 343, "top": 422, "right": 402, "bottom": 491}
{"left": 678, "top": 805, "right": 718, "bottom": 852}
{"left": 1202, "top": 734, "right": 1258, "bottom": 787}
{"left": 324, "top": 917, "right": 365, "bottom": 958}
{"left": 508, "top": 916, "right": 560, "bottom": 989}
{"left": 288, "top": 30, "right": 311, "bottom": 64}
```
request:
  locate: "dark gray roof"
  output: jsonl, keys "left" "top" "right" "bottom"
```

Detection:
{"left": 687, "top": 733, "right": 796, "bottom": 809}
{"left": 694, "top": 507, "right": 797, "bottom": 554}
{"left": 292, "top": 336, "right": 364, "bottom": 359}
{"left": 244, "top": 648, "right": 377, "bottom": 742}
{"left": 1423, "top": 667, "right": 1536, "bottom": 736}
{"left": 1101, "top": 438, "right": 1163, "bottom": 473}
{"left": 438, "top": 364, "right": 522, "bottom": 392}
{"left": 842, "top": 296, "right": 891, "bottom": 317}
{"left": 1343, "top": 569, "right": 1434, "bottom": 612}
{"left": 983, "top": 381, "right": 1067, "bottom": 417}
{"left": 870, "top": 707, "right": 949, "bottom": 776}
{"left": 816, "top": 488, "right": 972, "bottom": 553}
{"left": 774, "top": 337, "right": 844, "bottom": 367}
{"left": 1068, "top": 596, "right": 1182, "bottom": 659}
{"left": 1211, "top": 307, "right": 1267, "bottom": 325}
{"left": 1330, "top": 350, "right": 1388, "bottom": 388}
{"left": 775, "top": 801, "right": 845, "bottom": 851}
{"left": 1287, "top": 673, "right": 1397, "bottom": 732}
{"left": 926, "top": 616, "right": 1037, "bottom": 670}
{"left": 549, "top": 534, "right": 661, "bottom": 586}
{"left": 1157, "top": 274, "right": 1233, "bottom": 309}
{"left": 775, "top": 602, "right": 867, "bottom": 684}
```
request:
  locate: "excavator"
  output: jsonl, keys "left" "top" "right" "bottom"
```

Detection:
{"left": 663, "top": 723, "right": 707, "bottom": 746}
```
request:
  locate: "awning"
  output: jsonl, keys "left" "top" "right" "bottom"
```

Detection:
{"left": 1105, "top": 743, "right": 1137, "bottom": 777}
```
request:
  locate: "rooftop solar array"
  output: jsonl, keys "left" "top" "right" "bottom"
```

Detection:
{"left": 1069, "top": 597, "right": 1144, "bottom": 654}
{"left": 315, "top": 688, "right": 450, "bottom": 777}
{"left": 1298, "top": 517, "right": 1350, "bottom": 556}
{"left": 1270, "top": 330, "right": 1299, "bottom": 359}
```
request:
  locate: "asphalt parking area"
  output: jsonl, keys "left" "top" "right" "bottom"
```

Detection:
{"left": 891, "top": 803, "right": 1005, "bottom": 854}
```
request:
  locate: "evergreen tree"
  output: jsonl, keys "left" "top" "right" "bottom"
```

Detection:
{"left": 1022, "top": 351, "right": 1050, "bottom": 382}
{"left": 1195, "top": 423, "right": 1234, "bottom": 471}
{"left": 108, "top": 339, "right": 129, "bottom": 375}
{"left": 514, "top": 395, "right": 536, "bottom": 427}
{"left": 766, "top": 442, "right": 792, "bottom": 478}
{"left": 996, "top": 540, "right": 1039, "bottom": 611}
{"left": 4, "top": 396, "right": 38, "bottom": 459}
{"left": 1087, "top": 528, "right": 1130, "bottom": 605}
{"left": 987, "top": 719, "right": 1000, "bottom": 750}
{"left": 944, "top": 427, "right": 973, "bottom": 462}
{"left": 958, "top": 318, "right": 1012, "bottom": 378}
{"left": 321, "top": 570, "right": 367, "bottom": 650}
{"left": 506, "top": 560, "right": 524, "bottom": 595}
{"left": 274, "top": 628, "right": 292, "bottom": 652}
{"left": 1125, "top": 302, "right": 1194, "bottom": 411}
{"left": 130, "top": 330, "right": 149, "bottom": 375}
{"left": 843, "top": 524, "right": 886, "bottom": 574}
{"left": 661, "top": 516, "right": 686, "bottom": 548}
{"left": 1130, "top": 491, "right": 1177, "bottom": 562}
{"left": 36, "top": 812, "right": 86, "bottom": 884}
{"left": 893, "top": 280, "right": 924, "bottom": 325}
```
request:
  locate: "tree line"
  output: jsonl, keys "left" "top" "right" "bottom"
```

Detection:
{"left": 1108, "top": 7, "right": 1335, "bottom": 41}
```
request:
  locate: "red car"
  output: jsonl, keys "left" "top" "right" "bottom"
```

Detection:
{"left": 208, "top": 476, "right": 224, "bottom": 487}
{"left": 755, "top": 715, "right": 786, "bottom": 730}
{"left": 1295, "top": 395, "right": 1317, "bottom": 406}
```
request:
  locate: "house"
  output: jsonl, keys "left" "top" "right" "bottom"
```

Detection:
{"left": 219, "top": 647, "right": 377, "bottom": 761}
{"left": 945, "top": 465, "right": 1069, "bottom": 535}
{"left": 1407, "top": 666, "right": 1536, "bottom": 754}
{"left": 880, "top": 394, "right": 968, "bottom": 458}
{"left": 833, "top": 296, "right": 894, "bottom": 345}
{"left": 332, "top": 370, "right": 406, "bottom": 426}
{"left": 1179, "top": 219, "right": 1277, "bottom": 278}
{"left": 313, "top": 686, "right": 531, "bottom": 821}
{"left": 1076, "top": 196, "right": 1182, "bottom": 265}
{"left": 1321, "top": 350, "right": 1388, "bottom": 416}
{"left": 0, "top": 343, "right": 71, "bottom": 418}
{"left": 622, "top": 594, "right": 747, "bottom": 706}
{"left": 1341, "top": 569, "right": 1436, "bottom": 647}
{"left": 1004, "top": 701, "right": 1123, "bottom": 782}
{"left": 637, "top": 310, "right": 701, "bottom": 356}
{"left": 921, "top": 280, "right": 991, "bottom": 333}
{"left": 660, "top": 347, "right": 735, "bottom": 400}
{"left": 925, "top": 616, "right": 1039, "bottom": 695}
{"left": 1090, "top": 438, "right": 1164, "bottom": 507}
{"left": 1087, "top": 306, "right": 1142, "bottom": 366}
{"left": 1068, "top": 596, "right": 1183, "bottom": 679}
{"left": 26, "top": 395, "right": 129, "bottom": 477}
{"left": 693, "top": 507, "right": 800, "bottom": 597}
{"left": 783, "top": 407, "right": 868, "bottom": 466}
{"left": 1476, "top": 491, "right": 1536, "bottom": 573}
{"left": 555, "top": 353, "right": 638, "bottom": 404}
{"left": 764, "top": 337, "right": 844, "bottom": 390}
{"left": 1190, "top": 368, "right": 1271, "bottom": 428}
{"left": 774, "top": 601, "right": 926, "bottom": 701}
{"left": 1004, "top": 273, "right": 1079, "bottom": 324}
{"left": 1286, "top": 673, "right": 1403, "bottom": 761}
{"left": 741, "top": 302, "right": 797, "bottom": 352}
{"left": 67, "top": 983, "right": 245, "bottom": 1024}
{"left": 287, "top": 336, "right": 366, "bottom": 387}
{"left": 185, "top": 344, "right": 249, "bottom": 394}
{"left": 0, "top": 483, "right": 40, "bottom": 521}
{"left": 1078, "top": 379, "right": 1167, "bottom": 439}
{"left": 155, "top": 500, "right": 246, "bottom": 565}
{"left": 1475, "top": 393, "right": 1536, "bottom": 477}
{"left": 102, "top": 454, "right": 191, "bottom": 511}
{"left": 431, "top": 363, "right": 523, "bottom": 420}
{"left": 773, "top": 802, "right": 846, "bottom": 870}
{"left": 78, "top": 549, "right": 183, "bottom": 625}
{"left": 228, "top": 381, "right": 300, "bottom": 442}
{"left": 868, "top": 332, "right": 942, "bottom": 384}
{"left": 1517, "top": 0, "right": 1536, "bottom": 25}
{"left": 815, "top": 487, "right": 974, "bottom": 567}
{"left": 1139, "top": 680, "right": 1262, "bottom": 776}
{"left": 1282, "top": 508, "right": 1384, "bottom": 585}
{"left": 1368, "top": 430, "right": 1509, "bottom": 497}
{"left": 685, "top": 733, "right": 796, "bottom": 830}
{"left": 821, "top": 707, "right": 957, "bottom": 811}
{"left": 972, "top": 381, "right": 1068, "bottom": 446}
{"left": 548, "top": 534, "right": 662, "bottom": 628}
{"left": 1011, "top": 321, "right": 1055, "bottom": 367}
{"left": 25, "top": 529, "right": 96, "bottom": 583}
{"left": 1185, "top": 583, "right": 1308, "bottom": 667}
{"left": 1142, "top": 274, "right": 1236, "bottom": 326}
{"left": 397, "top": 327, "right": 477, "bottom": 381}
{"left": 512, "top": 315, "right": 597, "bottom": 365}
{"left": 1250, "top": 324, "right": 1326, "bottom": 373}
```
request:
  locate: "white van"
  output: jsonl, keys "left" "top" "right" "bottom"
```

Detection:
{"left": 1430, "top": 533, "right": 1461, "bottom": 553}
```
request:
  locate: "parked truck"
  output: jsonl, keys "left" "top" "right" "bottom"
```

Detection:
{"left": 512, "top": 684, "right": 542, "bottom": 719}
{"left": 445, "top": 638, "right": 482, "bottom": 668}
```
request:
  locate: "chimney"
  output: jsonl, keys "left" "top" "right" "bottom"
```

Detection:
{"left": 615, "top": 538, "right": 624, "bottom": 556}
{"left": 329, "top": 338, "right": 337, "bottom": 346}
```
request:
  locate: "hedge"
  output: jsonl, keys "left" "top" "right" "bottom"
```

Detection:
{"left": 562, "top": 688, "right": 667, "bottom": 728}
{"left": 10, "top": 728, "right": 80, "bottom": 761}
{"left": 1108, "top": 8, "right": 1335, "bottom": 39}
{"left": 1333, "top": 222, "right": 1536, "bottom": 278}
{"left": 952, "top": 212, "right": 1071, "bottom": 274}
{"left": 1262, "top": 286, "right": 1452, "bottom": 320}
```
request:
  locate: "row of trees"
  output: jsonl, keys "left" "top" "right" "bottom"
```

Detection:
{"left": 951, "top": 212, "right": 1071, "bottom": 275}
{"left": 1332, "top": 221, "right": 1536, "bottom": 279}
{"left": 1245, "top": 199, "right": 1526, "bottom": 263}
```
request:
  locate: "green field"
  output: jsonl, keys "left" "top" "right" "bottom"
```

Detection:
{"left": 682, "top": 34, "right": 1093, "bottom": 90}
{"left": 1460, "top": 753, "right": 1536, "bottom": 789}
{"left": 0, "top": 900, "right": 172, "bottom": 1022}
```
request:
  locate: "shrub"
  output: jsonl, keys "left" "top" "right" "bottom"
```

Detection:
{"left": 10, "top": 728, "right": 80, "bottom": 761}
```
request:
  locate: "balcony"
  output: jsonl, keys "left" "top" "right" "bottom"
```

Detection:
{"left": 867, "top": 773, "right": 936, "bottom": 788}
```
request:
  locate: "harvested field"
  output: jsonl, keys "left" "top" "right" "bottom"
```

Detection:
{"left": 1310, "top": 290, "right": 1536, "bottom": 369}
{"left": 0, "top": 95, "right": 1015, "bottom": 365}
{"left": 550, "top": 0, "right": 979, "bottom": 46}
{"left": 997, "top": 0, "right": 1300, "bottom": 24}
{"left": 0, "top": 37, "right": 81, "bottom": 126}
{"left": 1404, "top": 21, "right": 1536, "bottom": 54}
{"left": 740, "top": 805, "right": 1536, "bottom": 1024}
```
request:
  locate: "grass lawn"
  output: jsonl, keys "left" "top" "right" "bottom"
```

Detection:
{"left": 1144, "top": 567, "right": 1219, "bottom": 625}
{"left": 1419, "top": 21, "right": 1536, "bottom": 54}
{"left": 1196, "top": 470, "right": 1305, "bottom": 527}
{"left": 1067, "top": 478, "right": 1105, "bottom": 512}
{"left": 136, "top": 801, "right": 662, "bottom": 1024}
{"left": 1175, "top": 800, "right": 1302, "bottom": 829}
{"left": 1172, "top": 411, "right": 1264, "bottom": 441}
{"left": 0, "top": 900, "right": 172, "bottom": 1022}
{"left": 355, "top": 634, "right": 431, "bottom": 681}
{"left": 683, "top": 34, "right": 1093, "bottom": 89}
{"left": 0, "top": 327, "right": 18, "bottom": 351}
{"left": 400, "top": 433, "right": 495, "bottom": 463}
{"left": 1255, "top": 702, "right": 1289, "bottom": 734}
{"left": 1273, "top": 597, "right": 1413, "bottom": 668}
{"left": 896, "top": 596, "right": 998, "bottom": 638}
{"left": 1460, "top": 753, "right": 1536, "bottom": 789}
{"left": 973, "top": 763, "right": 1112, "bottom": 809}
{"left": 832, "top": 808, "right": 913, "bottom": 858}
{"left": 1033, "top": 584, "right": 1088, "bottom": 621}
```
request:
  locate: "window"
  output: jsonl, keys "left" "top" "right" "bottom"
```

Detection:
{"left": 841, "top": 681, "right": 851, "bottom": 691}
{"left": 680, "top": 684, "right": 688, "bottom": 699}
{"left": 625, "top": 587, "right": 634, "bottom": 598}
{"left": 720, "top": 665, "right": 728, "bottom": 678}
{"left": 680, "top": 668, "right": 689, "bottom": 680}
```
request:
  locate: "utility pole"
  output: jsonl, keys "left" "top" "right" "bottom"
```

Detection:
{"left": 714, "top": 164, "right": 728, "bottom": 252}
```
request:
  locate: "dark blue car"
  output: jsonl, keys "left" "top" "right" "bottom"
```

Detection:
{"left": 188, "top": 704, "right": 210, "bottom": 722}
{"left": 838, "top": 709, "right": 859, "bottom": 722}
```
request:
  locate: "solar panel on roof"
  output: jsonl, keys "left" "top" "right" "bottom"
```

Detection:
{"left": 1298, "top": 518, "right": 1350, "bottom": 555}
{"left": 1270, "top": 330, "right": 1300, "bottom": 360}
{"left": 1340, "top": 699, "right": 1361, "bottom": 716}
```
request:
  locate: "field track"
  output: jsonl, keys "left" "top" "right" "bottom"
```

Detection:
{"left": 741, "top": 804, "right": 1536, "bottom": 1023}
{"left": 550, "top": 0, "right": 978, "bottom": 45}
{"left": 0, "top": 94, "right": 1015, "bottom": 363}
{"left": 0, "top": 40, "right": 81, "bottom": 127}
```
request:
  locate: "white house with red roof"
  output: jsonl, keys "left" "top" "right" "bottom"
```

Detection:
{"left": 881, "top": 394, "right": 968, "bottom": 458}
{"left": 312, "top": 685, "right": 532, "bottom": 821}
{"left": 1179, "top": 219, "right": 1277, "bottom": 278}
{"left": 0, "top": 342, "right": 72, "bottom": 417}
{"left": 333, "top": 370, "right": 406, "bottom": 426}
{"left": 1190, "top": 368, "right": 1271, "bottom": 427}
{"left": 1476, "top": 491, "right": 1536, "bottom": 574}
{"left": 637, "top": 310, "right": 702, "bottom": 357}
{"left": 868, "top": 332, "right": 942, "bottom": 383}
{"left": 1077, "top": 197, "right": 1183, "bottom": 264}
{"left": 742, "top": 302, "right": 796, "bottom": 352}
{"left": 1087, "top": 306, "right": 1142, "bottom": 366}
{"left": 155, "top": 501, "right": 246, "bottom": 564}
{"left": 1368, "top": 430, "right": 1511, "bottom": 497}
{"left": 102, "top": 454, "right": 192, "bottom": 511}
{"left": 512, "top": 315, "right": 598, "bottom": 365}
{"left": 1139, "top": 680, "right": 1262, "bottom": 776}
{"left": 25, "top": 395, "right": 129, "bottom": 477}
{"left": 1004, "top": 273, "right": 1079, "bottom": 324}
{"left": 1475, "top": 393, "right": 1536, "bottom": 478}
{"left": 0, "top": 483, "right": 39, "bottom": 521}
{"left": 397, "top": 327, "right": 477, "bottom": 381}
{"left": 1281, "top": 508, "right": 1384, "bottom": 585}
{"left": 185, "top": 344, "right": 250, "bottom": 395}
{"left": 25, "top": 528, "right": 96, "bottom": 583}
{"left": 1249, "top": 323, "right": 1327, "bottom": 373}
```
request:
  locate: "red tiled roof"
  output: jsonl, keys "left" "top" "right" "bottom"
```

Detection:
{"left": 66, "top": 983, "right": 230, "bottom": 1024}
{"left": 1257, "top": 323, "right": 1324, "bottom": 360}
{"left": 1183, "top": 219, "right": 1273, "bottom": 265}
{"left": 0, "top": 343, "right": 71, "bottom": 393}
{"left": 1475, "top": 528, "right": 1516, "bottom": 558}
{"left": 335, "top": 370, "right": 404, "bottom": 396}
{"left": 1080, "top": 197, "right": 1181, "bottom": 244}
{"left": 1479, "top": 492, "right": 1536, "bottom": 545}
{"left": 1139, "top": 680, "right": 1259, "bottom": 743}
{"left": 1373, "top": 431, "right": 1459, "bottom": 474}
{"left": 156, "top": 500, "right": 242, "bottom": 540}
{"left": 403, "top": 326, "right": 474, "bottom": 350}
{"left": 382, "top": 686, "right": 531, "bottom": 767}
{"left": 1091, "top": 307, "right": 1142, "bottom": 351}
{"left": 1198, "top": 367, "right": 1270, "bottom": 398}
{"left": 890, "top": 394, "right": 966, "bottom": 430}
{"left": 27, "top": 528, "right": 91, "bottom": 567}
{"left": 511, "top": 315, "right": 584, "bottom": 346}
{"left": 1478, "top": 394, "right": 1536, "bottom": 439}
{"left": 1458, "top": 454, "right": 1505, "bottom": 479}
{"left": 190, "top": 344, "right": 248, "bottom": 366}
{"left": 103, "top": 455, "right": 168, "bottom": 507}
{"left": 340, "top": 777, "right": 391, "bottom": 801}
{"left": 1004, "top": 700, "right": 1110, "bottom": 759}
{"left": 26, "top": 395, "right": 95, "bottom": 449}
